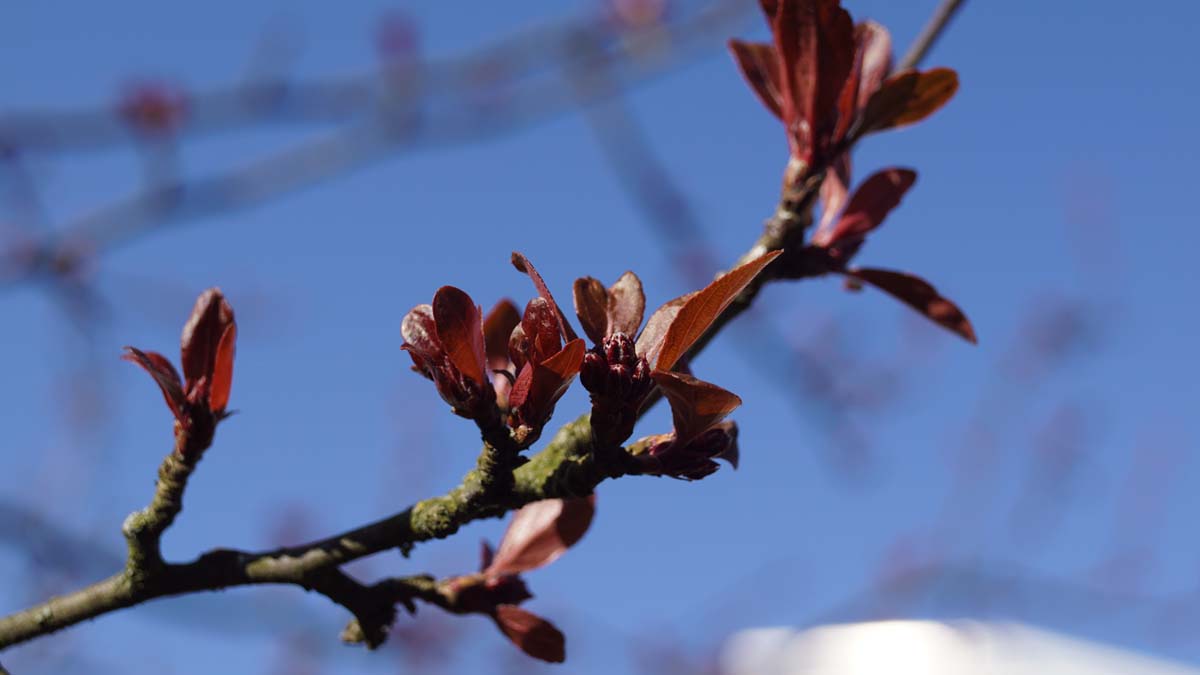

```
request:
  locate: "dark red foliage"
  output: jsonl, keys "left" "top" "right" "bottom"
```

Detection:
{"left": 652, "top": 251, "right": 780, "bottom": 372}
{"left": 572, "top": 270, "right": 646, "bottom": 345}
{"left": 581, "top": 333, "right": 654, "bottom": 448}
{"left": 507, "top": 337, "right": 585, "bottom": 435}
{"left": 502, "top": 254, "right": 594, "bottom": 439}
{"left": 123, "top": 288, "right": 237, "bottom": 452}
{"left": 636, "top": 421, "right": 740, "bottom": 481}
{"left": 441, "top": 497, "right": 594, "bottom": 663}
{"left": 510, "top": 252, "right": 578, "bottom": 342}
{"left": 493, "top": 605, "right": 566, "bottom": 663}
{"left": 804, "top": 169, "right": 976, "bottom": 343}
{"left": 579, "top": 252, "right": 778, "bottom": 450}
{"left": 483, "top": 299, "right": 521, "bottom": 406}
{"left": 812, "top": 167, "right": 916, "bottom": 253}
{"left": 402, "top": 287, "right": 496, "bottom": 420}
{"left": 651, "top": 371, "right": 742, "bottom": 447}
{"left": 486, "top": 497, "right": 596, "bottom": 576}
{"left": 729, "top": 0, "right": 957, "bottom": 186}
{"left": 846, "top": 268, "right": 977, "bottom": 343}
{"left": 860, "top": 67, "right": 959, "bottom": 134}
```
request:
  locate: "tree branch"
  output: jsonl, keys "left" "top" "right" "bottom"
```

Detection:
{"left": 0, "top": 416, "right": 630, "bottom": 650}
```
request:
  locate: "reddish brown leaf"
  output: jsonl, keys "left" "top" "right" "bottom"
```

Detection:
{"left": 401, "top": 304, "right": 440, "bottom": 356}
{"left": 209, "top": 323, "right": 236, "bottom": 413}
{"left": 635, "top": 293, "right": 691, "bottom": 368}
{"left": 833, "top": 20, "right": 892, "bottom": 141}
{"left": 834, "top": 46, "right": 863, "bottom": 140}
{"left": 538, "top": 339, "right": 585, "bottom": 382}
{"left": 861, "top": 67, "right": 958, "bottom": 134}
{"left": 606, "top": 271, "right": 645, "bottom": 338}
{"left": 572, "top": 277, "right": 609, "bottom": 345}
{"left": 847, "top": 267, "right": 977, "bottom": 343}
{"left": 507, "top": 323, "right": 529, "bottom": 374}
{"left": 520, "top": 298, "right": 562, "bottom": 367}
{"left": 180, "top": 288, "right": 234, "bottom": 389}
{"left": 654, "top": 251, "right": 782, "bottom": 371}
{"left": 728, "top": 40, "right": 784, "bottom": 120}
{"left": 507, "top": 362, "right": 535, "bottom": 411}
{"left": 854, "top": 21, "right": 892, "bottom": 111}
{"left": 773, "top": 0, "right": 819, "bottom": 161}
{"left": 433, "top": 286, "right": 488, "bottom": 388}
{"left": 510, "top": 339, "right": 586, "bottom": 428}
{"left": 493, "top": 605, "right": 566, "bottom": 663}
{"left": 816, "top": 168, "right": 916, "bottom": 248}
{"left": 483, "top": 299, "right": 521, "bottom": 368}
{"left": 711, "top": 420, "right": 741, "bottom": 469}
{"left": 487, "top": 496, "right": 596, "bottom": 576}
{"left": 510, "top": 252, "right": 578, "bottom": 342}
{"left": 651, "top": 371, "right": 742, "bottom": 446}
{"left": 817, "top": 153, "right": 852, "bottom": 235}
{"left": 814, "top": 0, "right": 855, "bottom": 137}
{"left": 122, "top": 347, "right": 185, "bottom": 419}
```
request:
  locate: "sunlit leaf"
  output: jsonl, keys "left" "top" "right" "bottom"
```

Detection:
{"left": 651, "top": 371, "right": 742, "bottom": 446}
{"left": 180, "top": 288, "right": 234, "bottom": 388}
{"left": 861, "top": 67, "right": 958, "bottom": 133}
{"left": 572, "top": 277, "right": 609, "bottom": 345}
{"left": 520, "top": 298, "right": 562, "bottom": 367}
{"left": 401, "top": 304, "right": 439, "bottom": 356}
{"left": 510, "top": 339, "right": 586, "bottom": 428}
{"left": 209, "top": 323, "right": 236, "bottom": 413}
{"left": 433, "top": 286, "right": 488, "bottom": 388}
{"left": 654, "top": 251, "right": 781, "bottom": 371}
{"left": 636, "top": 292, "right": 691, "bottom": 369}
{"left": 606, "top": 271, "right": 645, "bottom": 338}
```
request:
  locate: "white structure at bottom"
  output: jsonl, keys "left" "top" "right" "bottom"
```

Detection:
{"left": 720, "top": 620, "right": 1198, "bottom": 675}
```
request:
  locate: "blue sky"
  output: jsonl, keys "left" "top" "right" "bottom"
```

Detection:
{"left": 2, "top": 1, "right": 1199, "bottom": 673}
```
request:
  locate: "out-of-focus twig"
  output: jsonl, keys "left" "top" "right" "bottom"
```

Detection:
{"left": 0, "top": 1, "right": 752, "bottom": 292}
{"left": 0, "top": 5, "right": 743, "bottom": 155}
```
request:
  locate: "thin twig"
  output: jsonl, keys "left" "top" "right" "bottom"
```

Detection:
{"left": 0, "top": 2, "right": 748, "bottom": 155}
{"left": 896, "top": 0, "right": 968, "bottom": 72}
{"left": 0, "top": 0, "right": 751, "bottom": 291}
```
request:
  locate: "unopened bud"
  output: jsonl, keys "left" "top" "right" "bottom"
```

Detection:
{"left": 582, "top": 333, "right": 653, "bottom": 448}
